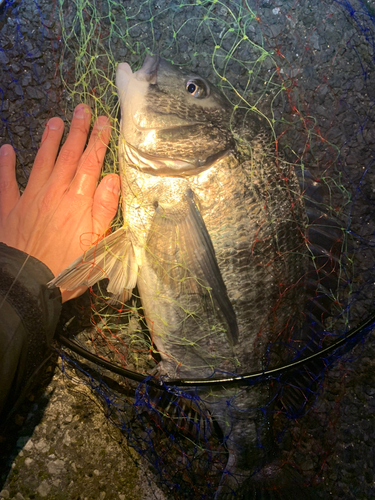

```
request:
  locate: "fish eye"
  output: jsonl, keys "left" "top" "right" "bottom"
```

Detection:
{"left": 186, "top": 79, "right": 209, "bottom": 98}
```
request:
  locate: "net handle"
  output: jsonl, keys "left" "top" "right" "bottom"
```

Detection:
{"left": 56, "top": 310, "right": 375, "bottom": 388}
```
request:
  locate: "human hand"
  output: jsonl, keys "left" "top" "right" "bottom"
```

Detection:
{"left": 0, "top": 104, "right": 120, "bottom": 302}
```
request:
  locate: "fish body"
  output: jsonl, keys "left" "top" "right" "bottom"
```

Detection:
{"left": 115, "top": 57, "right": 308, "bottom": 378}
{"left": 120, "top": 134, "right": 308, "bottom": 380}
{"left": 51, "top": 56, "right": 321, "bottom": 498}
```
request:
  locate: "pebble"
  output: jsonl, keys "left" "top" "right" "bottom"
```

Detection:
{"left": 34, "top": 439, "right": 49, "bottom": 453}
{"left": 63, "top": 430, "right": 71, "bottom": 446}
{"left": 0, "top": 51, "right": 9, "bottom": 64}
{"left": 0, "top": 491, "right": 10, "bottom": 499}
{"left": 36, "top": 480, "right": 51, "bottom": 498}
{"left": 47, "top": 459, "right": 65, "bottom": 475}
{"left": 26, "top": 86, "right": 45, "bottom": 100}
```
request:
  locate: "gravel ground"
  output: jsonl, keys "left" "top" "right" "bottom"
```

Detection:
{"left": 0, "top": 0, "right": 374, "bottom": 499}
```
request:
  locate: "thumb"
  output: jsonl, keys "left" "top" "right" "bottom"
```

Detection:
{"left": 92, "top": 174, "right": 120, "bottom": 236}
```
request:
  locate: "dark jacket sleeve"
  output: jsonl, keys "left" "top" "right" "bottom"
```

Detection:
{"left": 0, "top": 243, "right": 62, "bottom": 422}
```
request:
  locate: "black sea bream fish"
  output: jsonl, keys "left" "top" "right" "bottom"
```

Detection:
{"left": 50, "top": 56, "right": 339, "bottom": 498}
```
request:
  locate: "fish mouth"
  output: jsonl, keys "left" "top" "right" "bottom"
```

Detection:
{"left": 124, "top": 141, "right": 231, "bottom": 177}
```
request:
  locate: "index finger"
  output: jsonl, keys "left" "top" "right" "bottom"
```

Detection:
{"left": 69, "top": 116, "right": 112, "bottom": 198}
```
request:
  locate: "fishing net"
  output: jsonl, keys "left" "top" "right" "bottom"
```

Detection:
{"left": 0, "top": 0, "right": 375, "bottom": 498}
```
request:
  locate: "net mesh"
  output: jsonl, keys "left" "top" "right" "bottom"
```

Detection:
{"left": 1, "top": 0, "right": 375, "bottom": 498}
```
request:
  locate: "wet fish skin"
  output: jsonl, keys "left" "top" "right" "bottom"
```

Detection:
{"left": 49, "top": 56, "right": 311, "bottom": 497}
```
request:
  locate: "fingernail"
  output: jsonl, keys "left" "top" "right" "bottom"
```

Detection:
{"left": 106, "top": 175, "right": 120, "bottom": 195}
{"left": 0, "top": 145, "right": 11, "bottom": 156}
{"left": 48, "top": 117, "right": 62, "bottom": 130}
{"left": 74, "top": 105, "right": 88, "bottom": 119}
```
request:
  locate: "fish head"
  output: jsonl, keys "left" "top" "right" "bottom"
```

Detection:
{"left": 116, "top": 55, "right": 234, "bottom": 176}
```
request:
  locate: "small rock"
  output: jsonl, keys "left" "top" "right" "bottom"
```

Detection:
{"left": 47, "top": 459, "right": 65, "bottom": 475}
{"left": 24, "top": 458, "right": 34, "bottom": 467}
{"left": 21, "top": 73, "right": 32, "bottom": 86}
{"left": 35, "top": 439, "right": 49, "bottom": 453}
{"left": 11, "top": 63, "right": 21, "bottom": 73}
{"left": 94, "top": 469, "right": 100, "bottom": 476}
{"left": 118, "top": 495, "right": 125, "bottom": 500}
{"left": 129, "top": 25, "right": 142, "bottom": 38}
{"left": 63, "top": 430, "right": 71, "bottom": 446}
{"left": 14, "top": 84, "right": 23, "bottom": 97}
{"left": 26, "top": 86, "right": 45, "bottom": 100}
{"left": 0, "top": 490, "right": 10, "bottom": 499}
{"left": 36, "top": 480, "right": 51, "bottom": 498}
{"left": 99, "top": 493, "right": 106, "bottom": 500}
{"left": 14, "top": 494, "right": 24, "bottom": 500}
{"left": 0, "top": 50, "right": 9, "bottom": 65}
{"left": 25, "top": 48, "right": 42, "bottom": 60}
{"left": 48, "top": 89, "right": 57, "bottom": 103}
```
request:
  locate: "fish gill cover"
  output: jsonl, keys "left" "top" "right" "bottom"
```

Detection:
{"left": 0, "top": 0, "right": 374, "bottom": 499}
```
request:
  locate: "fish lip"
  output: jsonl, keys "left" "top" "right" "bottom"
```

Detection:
{"left": 125, "top": 142, "right": 232, "bottom": 177}
{"left": 117, "top": 62, "right": 133, "bottom": 78}
{"left": 116, "top": 62, "right": 133, "bottom": 102}
{"left": 115, "top": 55, "right": 160, "bottom": 97}
{"left": 134, "top": 54, "right": 160, "bottom": 84}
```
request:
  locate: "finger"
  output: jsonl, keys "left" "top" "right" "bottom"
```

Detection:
{"left": 50, "top": 104, "right": 92, "bottom": 186}
{"left": 0, "top": 145, "right": 20, "bottom": 218}
{"left": 92, "top": 174, "right": 121, "bottom": 237}
{"left": 70, "top": 116, "right": 111, "bottom": 198}
{"left": 25, "top": 117, "right": 64, "bottom": 195}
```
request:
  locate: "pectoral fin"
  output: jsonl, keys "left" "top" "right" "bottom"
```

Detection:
{"left": 48, "top": 227, "right": 138, "bottom": 303}
{"left": 147, "top": 189, "right": 239, "bottom": 345}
